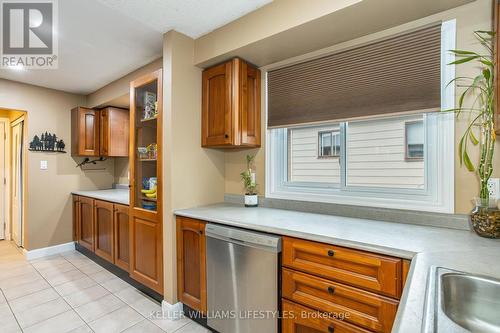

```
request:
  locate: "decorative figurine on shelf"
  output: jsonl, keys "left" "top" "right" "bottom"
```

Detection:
{"left": 29, "top": 132, "right": 66, "bottom": 153}
{"left": 142, "top": 91, "right": 157, "bottom": 120}
{"left": 240, "top": 154, "right": 258, "bottom": 207}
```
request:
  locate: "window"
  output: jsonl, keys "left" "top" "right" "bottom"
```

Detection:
{"left": 318, "top": 131, "right": 340, "bottom": 158}
{"left": 266, "top": 21, "right": 456, "bottom": 213}
{"left": 405, "top": 121, "right": 424, "bottom": 160}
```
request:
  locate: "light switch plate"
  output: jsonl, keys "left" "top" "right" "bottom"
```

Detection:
{"left": 40, "top": 160, "right": 48, "bottom": 170}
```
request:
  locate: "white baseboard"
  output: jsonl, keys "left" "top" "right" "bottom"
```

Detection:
{"left": 24, "top": 242, "right": 75, "bottom": 261}
{"left": 161, "top": 300, "right": 184, "bottom": 320}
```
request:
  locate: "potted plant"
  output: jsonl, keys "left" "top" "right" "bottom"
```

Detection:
{"left": 240, "top": 154, "right": 258, "bottom": 207}
{"left": 449, "top": 30, "right": 499, "bottom": 238}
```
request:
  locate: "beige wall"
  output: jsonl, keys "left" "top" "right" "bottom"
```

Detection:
{"left": 87, "top": 58, "right": 163, "bottom": 108}
{"left": 223, "top": 0, "right": 496, "bottom": 215}
{"left": 114, "top": 157, "right": 129, "bottom": 184}
{"left": 162, "top": 31, "right": 225, "bottom": 303}
{"left": 0, "top": 79, "right": 115, "bottom": 250}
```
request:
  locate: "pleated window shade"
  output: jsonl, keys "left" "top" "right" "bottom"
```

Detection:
{"left": 267, "top": 24, "right": 442, "bottom": 128}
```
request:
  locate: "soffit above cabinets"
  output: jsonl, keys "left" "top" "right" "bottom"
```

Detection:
{"left": 195, "top": 0, "right": 477, "bottom": 68}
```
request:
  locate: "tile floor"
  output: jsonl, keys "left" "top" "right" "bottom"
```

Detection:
{"left": 0, "top": 241, "right": 210, "bottom": 333}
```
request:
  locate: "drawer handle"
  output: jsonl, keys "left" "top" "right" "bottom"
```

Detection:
{"left": 328, "top": 286, "right": 335, "bottom": 294}
{"left": 327, "top": 250, "right": 335, "bottom": 257}
{"left": 328, "top": 325, "right": 334, "bottom": 333}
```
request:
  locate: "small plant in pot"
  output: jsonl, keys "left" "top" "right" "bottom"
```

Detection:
{"left": 240, "top": 154, "right": 258, "bottom": 207}
{"left": 449, "top": 31, "right": 500, "bottom": 238}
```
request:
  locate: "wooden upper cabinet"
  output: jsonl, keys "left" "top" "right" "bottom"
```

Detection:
{"left": 72, "top": 107, "right": 100, "bottom": 156}
{"left": 71, "top": 106, "right": 129, "bottom": 157}
{"left": 202, "top": 58, "right": 261, "bottom": 148}
{"left": 176, "top": 216, "right": 207, "bottom": 313}
{"left": 100, "top": 107, "right": 129, "bottom": 157}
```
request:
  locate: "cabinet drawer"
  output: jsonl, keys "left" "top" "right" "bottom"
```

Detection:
{"left": 282, "top": 237, "right": 402, "bottom": 298}
{"left": 282, "top": 299, "right": 372, "bottom": 333}
{"left": 283, "top": 268, "right": 398, "bottom": 333}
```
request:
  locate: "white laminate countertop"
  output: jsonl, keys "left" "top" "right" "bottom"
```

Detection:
{"left": 174, "top": 203, "right": 500, "bottom": 333}
{"left": 72, "top": 189, "right": 129, "bottom": 205}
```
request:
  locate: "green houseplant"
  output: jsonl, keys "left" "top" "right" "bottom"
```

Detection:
{"left": 240, "top": 154, "right": 258, "bottom": 207}
{"left": 449, "top": 30, "right": 499, "bottom": 237}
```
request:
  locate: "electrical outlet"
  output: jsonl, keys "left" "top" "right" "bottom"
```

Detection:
{"left": 487, "top": 178, "right": 500, "bottom": 200}
{"left": 40, "top": 160, "right": 48, "bottom": 170}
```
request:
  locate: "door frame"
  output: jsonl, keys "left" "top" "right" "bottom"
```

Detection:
{"left": 0, "top": 117, "right": 9, "bottom": 240}
{"left": 10, "top": 115, "right": 27, "bottom": 247}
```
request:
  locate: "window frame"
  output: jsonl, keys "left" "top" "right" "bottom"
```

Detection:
{"left": 317, "top": 130, "right": 340, "bottom": 159}
{"left": 405, "top": 120, "right": 425, "bottom": 161}
{"left": 265, "top": 20, "right": 456, "bottom": 213}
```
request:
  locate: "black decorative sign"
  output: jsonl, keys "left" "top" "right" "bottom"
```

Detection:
{"left": 29, "top": 131, "right": 66, "bottom": 153}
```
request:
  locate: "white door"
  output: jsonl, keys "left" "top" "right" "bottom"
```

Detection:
{"left": 0, "top": 121, "right": 5, "bottom": 240}
{"left": 11, "top": 121, "right": 23, "bottom": 246}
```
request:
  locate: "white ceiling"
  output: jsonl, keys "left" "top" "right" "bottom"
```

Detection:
{"left": 0, "top": 0, "right": 272, "bottom": 95}
{"left": 95, "top": 0, "right": 272, "bottom": 39}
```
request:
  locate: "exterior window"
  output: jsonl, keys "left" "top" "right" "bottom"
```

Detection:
{"left": 405, "top": 121, "right": 424, "bottom": 160}
{"left": 318, "top": 131, "right": 340, "bottom": 158}
{"left": 268, "top": 113, "right": 454, "bottom": 213}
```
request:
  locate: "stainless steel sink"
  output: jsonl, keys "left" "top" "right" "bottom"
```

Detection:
{"left": 441, "top": 273, "right": 500, "bottom": 332}
{"left": 423, "top": 267, "right": 500, "bottom": 333}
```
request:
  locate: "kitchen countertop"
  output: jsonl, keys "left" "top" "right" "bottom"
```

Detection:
{"left": 72, "top": 188, "right": 129, "bottom": 205}
{"left": 174, "top": 203, "right": 500, "bottom": 333}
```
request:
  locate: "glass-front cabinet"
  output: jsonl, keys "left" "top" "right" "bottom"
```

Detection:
{"left": 129, "top": 69, "right": 163, "bottom": 294}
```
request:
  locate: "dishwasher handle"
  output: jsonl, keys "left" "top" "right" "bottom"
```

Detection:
{"left": 205, "top": 224, "right": 281, "bottom": 253}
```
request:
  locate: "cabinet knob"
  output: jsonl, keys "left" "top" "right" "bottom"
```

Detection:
{"left": 328, "top": 326, "right": 334, "bottom": 333}
{"left": 224, "top": 134, "right": 229, "bottom": 139}
{"left": 327, "top": 250, "right": 335, "bottom": 257}
{"left": 328, "top": 286, "right": 335, "bottom": 294}
{"left": 199, "top": 230, "right": 203, "bottom": 235}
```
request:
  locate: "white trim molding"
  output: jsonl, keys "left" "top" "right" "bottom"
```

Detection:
{"left": 161, "top": 300, "right": 184, "bottom": 320}
{"left": 24, "top": 241, "right": 75, "bottom": 261}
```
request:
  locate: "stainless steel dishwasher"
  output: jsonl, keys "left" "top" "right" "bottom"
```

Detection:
{"left": 205, "top": 224, "right": 281, "bottom": 333}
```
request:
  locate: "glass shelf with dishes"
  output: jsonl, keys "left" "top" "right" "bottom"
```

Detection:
{"left": 130, "top": 71, "right": 162, "bottom": 213}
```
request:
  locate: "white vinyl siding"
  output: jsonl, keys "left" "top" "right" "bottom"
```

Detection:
{"left": 289, "top": 125, "right": 341, "bottom": 183}
{"left": 288, "top": 116, "right": 424, "bottom": 188}
{"left": 346, "top": 115, "right": 424, "bottom": 189}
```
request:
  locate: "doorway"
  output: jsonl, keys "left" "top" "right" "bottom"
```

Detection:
{"left": 0, "top": 118, "right": 7, "bottom": 240}
{"left": 11, "top": 118, "right": 24, "bottom": 246}
{"left": 0, "top": 109, "right": 26, "bottom": 248}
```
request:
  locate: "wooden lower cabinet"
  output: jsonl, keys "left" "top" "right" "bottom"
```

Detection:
{"left": 176, "top": 216, "right": 206, "bottom": 312}
{"left": 77, "top": 196, "right": 94, "bottom": 251}
{"left": 94, "top": 200, "right": 114, "bottom": 263}
{"left": 282, "top": 300, "right": 372, "bottom": 333}
{"left": 114, "top": 204, "right": 130, "bottom": 271}
{"left": 282, "top": 237, "right": 402, "bottom": 299}
{"left": 129, "top": 211, "right": 163, "bottom": 294}
{"left": 282, "top": 268, "right": 398, "bottom": 333}
{"left": 74, "top": 196, "right": 128, "bottom": 265}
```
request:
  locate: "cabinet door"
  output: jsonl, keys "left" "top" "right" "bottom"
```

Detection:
{"left": 78, "top": 197, "right": 94, "bottom": 251}
{"left": 100, "top": 107, "right": 129, "bottom": 157}
{"left": 114, "top": 204, "right": 130, "bottom": 271}
{"left": 72, "top": 107, "right": 100, "bottom": 156}
{"left": 72, "top": 196, "right": 80, "bottom": 242}
{"left": 202, "top": 61, "right": 233, "bottom": 147}
{"left": 239, "top": 60, "right": 261, "bottom": 147}
{"left": 176, "top": 216, "right": 206, "bottom": 312}
{"left": 94, "top": 200, "right": 114, "bottom": 263}
{"left": 282, "top": 300, "right": 372, "bottom": 333}
{"left": 129, "top": 210, "right": 163, "bottom": 294}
